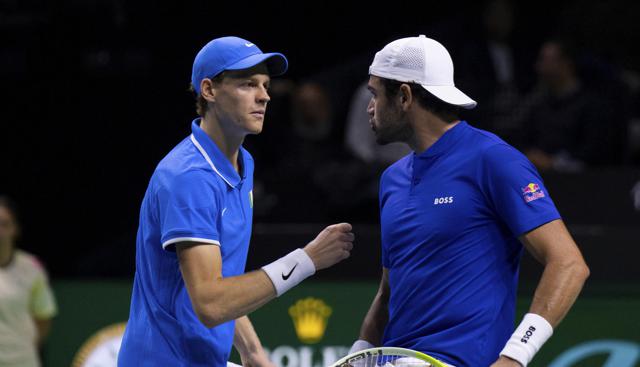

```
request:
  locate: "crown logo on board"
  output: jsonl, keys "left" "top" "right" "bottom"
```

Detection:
{"left": 288, "top": 297, "right": 332, "bottom": 344}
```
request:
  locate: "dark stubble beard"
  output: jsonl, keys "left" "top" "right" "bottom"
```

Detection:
{"left": 374, "top": 108, "right": 413, "bottom": 146}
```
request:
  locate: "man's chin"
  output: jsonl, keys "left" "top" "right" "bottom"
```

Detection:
{"left": 247, "top": 122, "right": 263, "bottom": 135}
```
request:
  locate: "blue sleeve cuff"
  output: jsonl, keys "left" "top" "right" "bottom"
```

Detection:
{"left": 513, "top": 212, "right": 562, "bottom": 237}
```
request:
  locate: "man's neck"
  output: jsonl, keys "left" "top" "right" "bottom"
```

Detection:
{"left": 0, "top": 242, "right": 14, "bottom": 267}
{"left": 200, "top": 115, "right": 244, "bottom": 173}
{"left": 409, "top": 113, "right": 460, "bottom": 155}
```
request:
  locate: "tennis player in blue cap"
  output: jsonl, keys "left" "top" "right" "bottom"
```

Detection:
{"left": 118, "top": 36, "right": 355, "bottom": 367}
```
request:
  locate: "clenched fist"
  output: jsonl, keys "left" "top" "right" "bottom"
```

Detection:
{"left": 303, "top": 223, "right": 355, "bottom": 270}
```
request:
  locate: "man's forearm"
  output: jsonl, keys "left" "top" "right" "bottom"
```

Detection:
{"left": 358, "top": 287, "right": 389, "bottom": 345}
{"left": 528, "top": 258, "right": 589, "bottom": 327}
{"left": 190, "top": 270, "right": 277, "bottom": 328}
{"left": 180, "top": 223, "right": 354, "bottom": 329}
{"left": 358, "top": 269, "right": 390, "bottom": 346}
{"left": 519, "top": 220, "right": 590, "bottom": 327}
{"left": 234, "top": 316, "right": 264, "bottom": 356}
{"left": 499, "top": 221, "right": 590, "bottom": 367}
{"left": 496, "top": 260, "right": 589, "bottom": 367}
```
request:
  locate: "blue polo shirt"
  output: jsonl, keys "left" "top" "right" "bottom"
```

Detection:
{"left": 379, "top": 121, "right": 560, "bottom": 366}
{"left": 118, "top": 119, "right": 254, "bottom": 367}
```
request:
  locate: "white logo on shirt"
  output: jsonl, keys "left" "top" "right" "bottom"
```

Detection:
{"left": 434, "top": 196, "right": 454, "bottom": 205}
{"left": 221, "top": 208, "right": 228, "bottom": 217}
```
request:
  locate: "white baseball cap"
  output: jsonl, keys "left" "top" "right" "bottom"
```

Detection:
{"left": 369, "top": 35, "right": 477, "bottom": 109}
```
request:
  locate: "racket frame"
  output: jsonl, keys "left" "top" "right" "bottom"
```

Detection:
{"left": 330, "top": 347, "right": 447, "bottom": 367}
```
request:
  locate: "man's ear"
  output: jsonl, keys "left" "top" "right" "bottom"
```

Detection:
{"left": 399, "top": 84, "right": 413, "bottom": 111}
{"left": 200, "top": 78, "right": 216, "bottom": 103}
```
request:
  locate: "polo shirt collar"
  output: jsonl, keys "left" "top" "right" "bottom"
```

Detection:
{"left": 190, "top": 118, "right": 246, "bottom": 188}
{"left": 416, "top": 120, "right": 469, "bottom": 159}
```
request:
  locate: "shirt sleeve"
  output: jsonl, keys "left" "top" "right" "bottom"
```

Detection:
{"left": 157, "top": 170, "right": 222, "bottom": 251}
{"left": 30, "top": 264, "right": 57, "bottom": 320}
{"left": 480, "top": 143, "right": 561, "bottom": 236}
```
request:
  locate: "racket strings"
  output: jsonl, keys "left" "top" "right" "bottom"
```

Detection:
{"left": 342, "top": 355, "right": 431, "bottom": 367}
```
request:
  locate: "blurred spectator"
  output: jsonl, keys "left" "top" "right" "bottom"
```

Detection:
{"left": 261, "top": 82, "right": 369, "bottom": 221}
{"left": 291, "top": 82, "right": 334, "bottom": 142}
{"left": 520, "top": 39, "right": 622, "bottom": 171}
{"left": 457, "top": 0, "right": 534, "bottom": 140}
{"left": 0, "top": 196, "right": 57, "bottom": 367}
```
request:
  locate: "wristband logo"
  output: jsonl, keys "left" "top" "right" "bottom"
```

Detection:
{"left": 282, "top": 264, "right": 298, "bottom": 280}
{"left": 521, "top": 325, "right": 537, "bottom": 344}
{"left": 289, "top": 297, "right": 332, "bottom": 344}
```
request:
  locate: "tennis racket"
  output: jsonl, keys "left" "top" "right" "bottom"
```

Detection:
{"left": 329, "top": 347, "right": 449, "bottom": 367}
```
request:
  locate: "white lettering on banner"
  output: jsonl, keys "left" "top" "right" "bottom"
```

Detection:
{"left": 265, "top": 346, "right": 350, "bottom": 367}
{"left": 299, "top": 347, "right": 312, "bottom": 367}
{"left": 549, "top": 340, "right": 640, "bottom": 367}
{"left": 269, "top": 346, "right": 299, "bottom": 367}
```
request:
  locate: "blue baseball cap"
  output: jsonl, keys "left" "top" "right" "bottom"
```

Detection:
{"left": 191, "top": 36, "right": 288, "bottom": 94}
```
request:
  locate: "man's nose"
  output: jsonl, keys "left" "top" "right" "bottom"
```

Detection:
{"left": 367, "top": 98, "right": 374, "bottom": 115}
{"left": 257, "top": 87, "right": 271, "bottom": 104}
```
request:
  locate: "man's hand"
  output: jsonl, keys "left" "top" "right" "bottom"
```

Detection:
{"left": 239, "top": 348, "right": 275, "bottom": 367}
{"left": 490, "top": 356, "right": 522, "bottom": 367}
{"left": 303, "top": 223, "right": 354, "bottom": 270}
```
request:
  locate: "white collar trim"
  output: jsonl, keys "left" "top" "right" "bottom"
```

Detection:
{"left": 190, "top": 134, "right": 235, "bottom": 188}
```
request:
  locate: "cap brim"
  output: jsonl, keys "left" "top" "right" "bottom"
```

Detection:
{"left": 421, "top": 85, "right": 477, "bottom": 109}
{"left": 226, "top": 52, "right": 288, "bottom": 76}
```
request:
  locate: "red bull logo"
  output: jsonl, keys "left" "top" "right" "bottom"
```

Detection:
{"left": 522, "top": 182, "right": 545, "bottom": 203}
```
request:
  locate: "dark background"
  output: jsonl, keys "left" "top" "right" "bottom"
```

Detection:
{"left": 2, "top": 0, "right": 639, "bottom": 281}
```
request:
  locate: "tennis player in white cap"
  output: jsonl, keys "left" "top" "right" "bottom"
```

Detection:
{"left": 349, "top": 35, "right": 589, "bottom": 367}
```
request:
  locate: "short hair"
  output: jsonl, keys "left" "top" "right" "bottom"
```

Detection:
{"left": 189, "top": 72, "right": 226, "bottom": 117}
{"left": 380, "top": 78, "right": 461, "bottom": 122}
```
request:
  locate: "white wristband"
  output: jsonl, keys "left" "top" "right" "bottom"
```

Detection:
{"left": 349, "top": 339, "right": 375, "bottom": 354}
{"left": 262, "top": 249, "right": 315, "bottom": 296}
{"left": 500, "top": 313, "right": 553, "bottom": 367}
